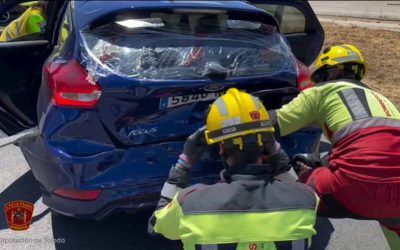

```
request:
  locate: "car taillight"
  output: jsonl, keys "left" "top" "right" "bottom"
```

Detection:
{"left": 296, "top": 60, "right": 314, "bottom": 91}
{"left": 53, "top": 188, "right": 102, "bottom": 201}
{"left": 44, "top": 60, "right": 101, "bottom": 109}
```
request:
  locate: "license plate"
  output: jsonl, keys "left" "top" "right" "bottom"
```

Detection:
{"left": 160, "top": 91, "right": 224, "bottom": 109}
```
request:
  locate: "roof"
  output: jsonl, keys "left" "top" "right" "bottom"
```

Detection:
{"left": 73, "top": 0, "right": 277, "bottom": 29}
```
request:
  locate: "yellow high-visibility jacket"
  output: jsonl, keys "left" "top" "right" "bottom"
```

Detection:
{"left": 0, "top": 6, "right": 46, "bottom": 42}
{"left": 149, "top": 164, "right": 319, "bottom": 250}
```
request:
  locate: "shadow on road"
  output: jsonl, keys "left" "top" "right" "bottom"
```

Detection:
{"left": 52, "top": 210, "right": 182, "bottom": 250}
{"left": 310, "top": 217, "right": 335, "bottom": 250}
{"left": 0, "top": 170, "right": 334, "bottom": 249}
{"left": 0, "top": 170, "right": 42, "bottom": 230}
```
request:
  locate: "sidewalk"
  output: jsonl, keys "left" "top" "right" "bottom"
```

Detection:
{"left": 310, "top": 1, "right": 400, "bottom": 21}
{"left": 318, "top": 17, "right": 400, "bottom": 32}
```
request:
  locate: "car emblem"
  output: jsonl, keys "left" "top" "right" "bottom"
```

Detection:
{"left": 204, "top": 83, "right": 224, "bottom": 92}
{"left": 250, "top": 111, "right": 260, "bottom": 121}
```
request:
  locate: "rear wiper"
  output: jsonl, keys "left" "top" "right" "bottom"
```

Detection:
{"left": 201, "top": 61, "right": 229, "bottom": 80}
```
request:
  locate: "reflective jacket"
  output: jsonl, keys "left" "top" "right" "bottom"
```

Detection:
{"left": 270, "top": 80, "right": 400, "bottom": 183}
{"left": 0, "top": 6, "right": 46, "bottom": 42}
{"left": 149, "top": 164, "right": 318, "bottom": 250}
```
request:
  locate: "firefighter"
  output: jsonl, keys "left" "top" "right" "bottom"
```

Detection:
{"left": 148, "top": 88, "right": 319, "bottom": 250}
{"left": 0, "top": 0, "right": 48, "bottom": 42}
{"left": 268, "top": 44, "right": 400, "bottom": 240}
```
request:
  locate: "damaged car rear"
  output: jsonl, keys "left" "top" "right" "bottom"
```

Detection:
{"left": 0, "top": 0, "right": 324, "bottom": 219}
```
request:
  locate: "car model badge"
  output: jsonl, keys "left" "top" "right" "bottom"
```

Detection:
{"left": 250, "top": 111, "right": 260, "bottom": 121}
{"left": 4, "top": 201, "right": 34, "bottom": 231}
{"left": 128, "top": 128, "right": 158, "bottom": 137}
{"left": 204, "top": 83, "right": 224, "bottom": 92}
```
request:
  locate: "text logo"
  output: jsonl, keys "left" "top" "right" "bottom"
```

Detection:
{"left": 4, "top": 201, "right": 34, "bottom": 231}
{"left": 249, "top": 111, "right": 260, "bottom": 121}
{"left": 128, "top": 128, "right": 157, "bottom": 137}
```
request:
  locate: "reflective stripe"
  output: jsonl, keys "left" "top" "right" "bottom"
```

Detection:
{"left": 16, "top": 18, "right": 23, "bottom": 36}
{"left": 292, "top": 239, "right": 307, "bottom": 250}
{"left": 195, "top": 243, "right": 237, "bottom": 250}
{"left": 201, "top": 245, "right": 218, "bottom": 250}
{"left": 5, "top": 28, "right": 13, "bottom": 41}
{"left": 251, "top": 96, "right": 261, "bottom": 110}
{"left": 332, "top": 117, "right": 400, "bottom": 144}
{"left": 333, "top": 54, "right": 360, "bottom": 63}
{"left": 160, "top": 182, "right": 182, "bottom": 199}
{"left": 195, "top": 241, "right": 307, "bottom": 250}
{"left": 338, "top": 88, "right": 371, "bottom": 120}
{"left": 333, "top": 45, "right": 361, "bottom": 63}
{"left": 207, "top": 120, "right": 274, "bottom": 142}
{"left": 215, "top": 98, "right": 228, "bottom": 116}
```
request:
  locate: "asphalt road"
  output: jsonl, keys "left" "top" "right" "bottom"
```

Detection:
{"left": 310, "top": 1, "right": 400, "bottom": 21}
{"left": 0, "top": 132, "right": 390, "bottom": 250}
{"left": 0, "top": 2, "right": 396, "bottom": 249}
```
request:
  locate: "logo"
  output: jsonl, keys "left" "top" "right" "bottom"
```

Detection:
{"left": 249, "top": 243, "right": 257, "bottom": 250}
{"left": 4, "top": 201, "right": 34, "bottom": 231}
{"left": 371, "top": 92, "right": 392, "bottom": 117}
{"left": 249, "top": 111, "right": 260, "bottom": 121}
{"left": 128, "top": 127, "right": 157, "bottom": 137}
{"left": 204, "top": 83, "right": 224, "bottom": 92}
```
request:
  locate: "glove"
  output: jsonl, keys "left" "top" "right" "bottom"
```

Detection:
{"left": 162, "top": 126, "right": 207, "bottom": 194}
{"left": 181, "top": 126, "right": 207, "bottom": 167}
{"left": 292, "top": 153, "right": 322, "bottom": 175}
{"left": 292, "top": 153, "right": 322, "bottom": 168}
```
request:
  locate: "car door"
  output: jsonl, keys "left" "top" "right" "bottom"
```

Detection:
{"left": 249, "top": 0, "right": 324, "bottom": 66}
{"left": 0, "top": 0, "right": 67, "bottom": 135}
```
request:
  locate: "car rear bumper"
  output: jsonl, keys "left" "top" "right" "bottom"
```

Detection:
{"left": 19, "top": 128, "right": 321, "bottom": 219}
{"left": 42, "top": 185, "right": 161, "bottom": 220}
{"left": 19, "top": 135, "right": 221, "bottom": 219}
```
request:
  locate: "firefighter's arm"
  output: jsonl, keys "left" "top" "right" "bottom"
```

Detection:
{"left": 148, "top": 127, "right": 207, "bottom": 236}
{"left": 147, "top": 163, "right": 191, "bottom": 237}
{"left": 148, "top": 194, "right": 184, "bottom": 240}
{"left": 269, "top": 88, "right": 319, "bottom": 137}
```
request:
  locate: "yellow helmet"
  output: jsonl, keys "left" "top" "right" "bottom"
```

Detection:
{"left": 311, "top": 44, "right": 367, "bottom": 82}
{"left": 205, "top": 88, "right": 274, "bottom": 148}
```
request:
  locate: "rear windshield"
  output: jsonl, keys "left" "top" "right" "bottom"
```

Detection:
{"left": 80, "top": 10, "right": 294, "bottom": 80}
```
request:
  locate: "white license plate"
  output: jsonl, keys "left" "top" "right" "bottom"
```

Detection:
{"left": 160, "top": 91, "right": 224, "bottom": 109}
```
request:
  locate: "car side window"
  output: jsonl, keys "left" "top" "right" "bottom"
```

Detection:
{"left": 0, "top": 0, "right": 48, "bottom": 43}
{"left": 57, "top": 5, "right": 71, "bottom": 47}
{"left": 255, "top": 4, "right": 306, "bottom": 34}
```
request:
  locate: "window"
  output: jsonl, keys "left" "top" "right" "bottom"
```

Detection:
{"left": 80, "top": 10, "right": 293, "bottom": 80}
{"left": 255, "top": 5, "right": 306, "bottom": 34}
{"left": 57, "top": 5, "right": 71, "bottom": 47}
{"left": 0, "top": 0, "right": 48, "bottom": 42}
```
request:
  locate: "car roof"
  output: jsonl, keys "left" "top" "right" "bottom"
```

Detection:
{"left": 72, "top": 0, "right": 278, "bottom": 29}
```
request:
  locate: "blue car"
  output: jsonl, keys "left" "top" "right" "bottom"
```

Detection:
{"left": 0, "top": 0, "right": 324, "bottom": 219}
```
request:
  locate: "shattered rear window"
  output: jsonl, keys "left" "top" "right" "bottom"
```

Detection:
{"left": 80, "top": 9, "right": 294, "bottom": 81}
